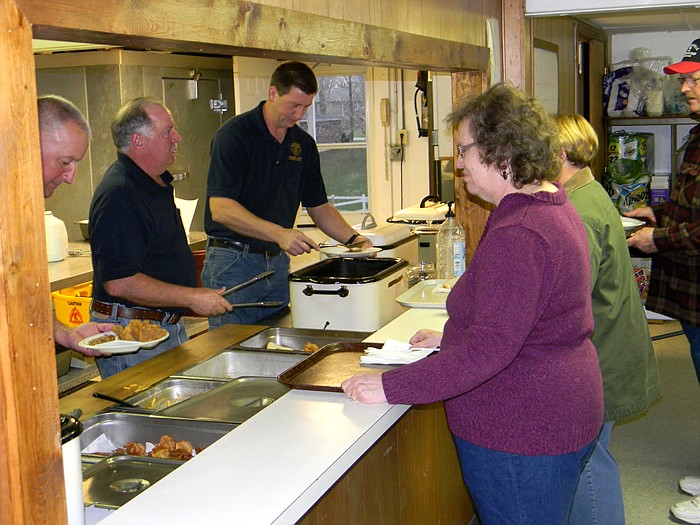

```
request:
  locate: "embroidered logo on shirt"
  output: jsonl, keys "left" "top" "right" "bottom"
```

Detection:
{"left": 289, "top": 142, "right": 302, "bottom": 162}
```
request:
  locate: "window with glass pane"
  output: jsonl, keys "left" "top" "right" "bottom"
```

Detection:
{"left": 298, "top": 74, "right": 368, "bottom": 213}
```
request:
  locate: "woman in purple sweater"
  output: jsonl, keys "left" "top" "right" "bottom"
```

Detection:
{"left": 342, "top": 83, "right": 604, "bottom": 525}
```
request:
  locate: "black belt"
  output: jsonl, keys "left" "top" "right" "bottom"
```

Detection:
{"left": 209, "top": 238, "right": 281, "bottom": 256}
{"left": 91, "top": 300, "right": 182, "bottom": 325}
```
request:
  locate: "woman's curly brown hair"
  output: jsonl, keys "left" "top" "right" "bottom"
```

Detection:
{"left": 446, "top": 82, "right": 561, "bottom": 188}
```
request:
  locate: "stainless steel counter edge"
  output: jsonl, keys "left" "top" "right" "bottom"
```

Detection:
{"left": 93, "top": 308, "right": 449, "bottom": 525}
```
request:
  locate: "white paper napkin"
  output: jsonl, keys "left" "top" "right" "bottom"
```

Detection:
{"left": 174, "top": 197, "right": 198, "bottom": 237}
{"left": 360, "top": 337, "right": 438, "bottom": 365}
{"left": 82, "top": 433, "right": 159, "bottom": 455}
{"left": 81, "top": 433, "right": 115, "bottom": 454}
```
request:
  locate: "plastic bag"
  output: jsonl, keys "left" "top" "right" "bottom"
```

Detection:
{"left": 604, "top": 55, "right": 673, "bottom": 117}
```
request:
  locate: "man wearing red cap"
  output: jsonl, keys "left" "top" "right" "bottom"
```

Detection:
{"left": 626, "top": 39, "right": 700, "bottom": 524}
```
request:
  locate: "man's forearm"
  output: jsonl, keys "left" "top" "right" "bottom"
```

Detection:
{"left": 103, "top": 273, "right": 195, "bottom": 308}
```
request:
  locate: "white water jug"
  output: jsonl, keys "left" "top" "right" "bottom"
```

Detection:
{"left": 45, "top": 211, "right": 68, "bottom": 262}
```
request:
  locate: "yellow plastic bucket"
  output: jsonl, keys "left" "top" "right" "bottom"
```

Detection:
{"left": 52, "top": 282, "right": 92, "bottom": 327}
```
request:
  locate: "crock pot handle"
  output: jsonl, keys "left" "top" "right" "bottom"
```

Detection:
{"left": 302, "top": 285, "right": 349, "bottom": 298}
{"left": 420, "top": 195, "right": 440, "bottom": 207}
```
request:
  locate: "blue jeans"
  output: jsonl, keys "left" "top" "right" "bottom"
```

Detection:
{"left": 90, "top": 308, "right": 188, "bottom": 379}
{"left": 568, "top": 422, "right": 624, "bottom": 525}
{"left": 682, "top": 322, "right": 700, "bottom": 386}
{"left": 202, "top": 242, "right": 289, "bottom": 326}
{"left": 454, "top": 436, "right": 595, "bottom": 525}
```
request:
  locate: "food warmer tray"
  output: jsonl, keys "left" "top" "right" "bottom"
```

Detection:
{"left": 79, "top": 412, "right": 237, "bottom": 456}
{"left": 235, "top": 327, "right": 372, "bottom": 352}
{"left": 122, "top": 378, "right": 227, "bottom": 411}
{"left": 160, "top": 377, "right": 290, "bottom": 423}
{"left": 277, "top": 342, "right": 396, "bottom": 393}
{"left": 83, "top": 455, "right": 182, "bottom": 509}
{"left": 172, "top": 348, "right": 307, "bottom": 381}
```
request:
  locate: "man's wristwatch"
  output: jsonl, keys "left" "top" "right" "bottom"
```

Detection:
{"left": 345, "top": 233, "right": 362, "bottom": 245}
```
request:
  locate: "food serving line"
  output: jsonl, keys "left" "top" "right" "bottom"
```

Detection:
{"left": 54, "top": 216, "right": 472, "bottom": 523}
{"left": 64, "top": 307, "right": 450, "bottom": 524}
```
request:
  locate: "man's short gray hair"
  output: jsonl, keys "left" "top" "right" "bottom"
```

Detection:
{"left": 111, "top": 97, "right": 162, "bottom": 152}
{"left": 38, "top": 95, "right": 91, "bottom": 137}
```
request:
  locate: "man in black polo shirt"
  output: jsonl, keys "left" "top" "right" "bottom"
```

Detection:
{"left": 203, "top": 61, "right": 370, "bottom": 326}
{"left": 89, "top": 97, "right": 232, "bottom": 378}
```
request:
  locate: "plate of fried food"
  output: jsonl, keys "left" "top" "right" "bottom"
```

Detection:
{"left": 78, "top": 332, "right": 140, "bottom": 354}
{"left": 79, "top": 320, "right": 169, "bottom": 353}
{"left": 113, "top": 319, "right": 169, "bottom": 349}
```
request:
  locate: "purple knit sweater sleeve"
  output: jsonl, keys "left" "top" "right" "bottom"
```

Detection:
{"left": 381, "top": 190, "right": 604, "bottom": 455}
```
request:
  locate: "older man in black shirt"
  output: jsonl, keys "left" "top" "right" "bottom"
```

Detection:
{"left": 89, "top": 97, "right": 232, "bottom": 378}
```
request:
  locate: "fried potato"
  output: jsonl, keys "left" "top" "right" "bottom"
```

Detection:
{"left": 114, "top": 435, "right": 197, "bottom": 461}
{"left": 119, "top": 441, "right": 146, "bottom": 456}
{"left": 304, "top": 342, "right": 319, "bottom": 353}
{"left": 113, "top": 319, "right": 168, "bottom": 342}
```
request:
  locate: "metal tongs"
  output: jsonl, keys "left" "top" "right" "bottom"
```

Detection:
{"left": 221, "top": 270, "right": 281, "bottom": 308}
{"left": 319, "top": 239, "right": 366, "bottom": 252}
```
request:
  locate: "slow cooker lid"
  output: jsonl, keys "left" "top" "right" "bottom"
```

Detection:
{"left": 289, "top": 257, "right": 408, "bottom": 284}
{"left": 351, "top": 223, "right": 415, "bottom": 246}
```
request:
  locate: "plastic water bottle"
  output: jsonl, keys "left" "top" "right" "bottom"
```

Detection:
{"left": 45, "top": 211, "right": 68, "bottom": 262}
{"left": 436, "top": 202, "right": 466, "bottom": 280}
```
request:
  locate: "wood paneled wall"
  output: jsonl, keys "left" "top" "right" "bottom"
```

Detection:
{"left": 532, "top": 17, "right": 609, "bottom": 178}
{"left": 297, "top": 403, "right": 475, "bottom": 524}
{"left": 531, "top": 16, "right": 579, "bottom": 114}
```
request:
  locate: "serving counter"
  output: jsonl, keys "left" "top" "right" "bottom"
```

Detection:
{"left": 61, "top": 308, "right": 474, "bottom": 524}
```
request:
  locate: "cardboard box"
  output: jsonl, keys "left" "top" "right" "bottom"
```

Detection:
{"left": 650, "top": 175, "right": 670, "bottom": 205}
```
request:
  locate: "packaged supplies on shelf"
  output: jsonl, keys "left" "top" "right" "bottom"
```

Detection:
{"left": 603, "top": 67, "right": 656, "bottom": 118}
{"left": 650, "top": 175, "right": 670, "bottom": 205}
{"left": 630, "top": 257, "right": 651, "bottom": 303}
{"left": 605, "top": 131, "right": 654, "bottom": 212}
{"left": 604, "top": 53, "right": 673, "bottom": 117}
{"left": 606, "top": 179, "right": 650, "bottom": 213}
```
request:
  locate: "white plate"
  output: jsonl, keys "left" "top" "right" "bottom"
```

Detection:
{"left": 78, "top": 332, "right": 140, "bottom": 354}
{"left": 319, "top": 246, "right": 383, "bottom": 258}
{"left": 78, "top": 329, "right": 169, "bottom": 353}
{"left": 138, "top": 330, "right": 170, "bottom": 349}
{"left": 620, "top": 217, "right": 645, "bottom": 231}
{"left": 396, "top": 279, "right": 449, "bottom": 309}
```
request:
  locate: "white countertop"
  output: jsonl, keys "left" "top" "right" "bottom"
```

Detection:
{"left": 93, "top": 307, "right": 448, "bottom": 525}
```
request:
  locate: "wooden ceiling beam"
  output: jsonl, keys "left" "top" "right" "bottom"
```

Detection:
{"left": 19, "top": 0, "right": 489, "bottom": 71}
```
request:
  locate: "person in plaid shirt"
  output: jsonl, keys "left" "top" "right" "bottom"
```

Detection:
{"left": 627, "top": 38, "right": 700, "bottom": 385}
{"left": 625, "top": 38, "right": 700, "bottom": 525}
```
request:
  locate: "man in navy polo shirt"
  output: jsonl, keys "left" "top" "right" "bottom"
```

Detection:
{"left": 89, "top": 97, "right": 232, "bottom": 378}
{"left": 203, "top": 61, "right": 370, "bottom": 326}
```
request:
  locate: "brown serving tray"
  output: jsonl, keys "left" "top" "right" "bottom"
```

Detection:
{"left": 277, "top": 342, "right": 396, "bottom": 392}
